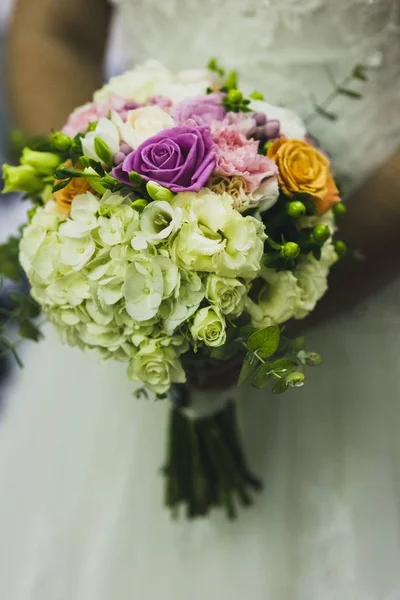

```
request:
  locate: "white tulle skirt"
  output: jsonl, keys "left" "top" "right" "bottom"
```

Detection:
{"left": 1, "top": 285, "right": 400, "bottom": 600}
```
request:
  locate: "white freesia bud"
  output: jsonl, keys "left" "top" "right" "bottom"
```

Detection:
{"left": 190, "top": 306, "right": 227, "bottom": 348}
{"left": 81, "top": 118, "right": 120, "bottom": 163}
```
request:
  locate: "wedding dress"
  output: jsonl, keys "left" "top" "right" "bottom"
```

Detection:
{"left": 1, "top": 1, "right": 400, "bottom": 598}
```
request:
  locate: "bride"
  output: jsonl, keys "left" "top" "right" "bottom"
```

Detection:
{"left": 2, "top": 0, "right": 400, "bottom": 598}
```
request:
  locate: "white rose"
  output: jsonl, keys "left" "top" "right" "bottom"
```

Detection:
{"left": 250, "top": 99, "right": 306, "bottom": 140}
{"left": 294, "top": 242, "right": 338, "bottom": 319}
{"left": 81, "top": 118, "right": 120, "bottom": 163}
{"left": 206, "top": 275, "right": 247, "bottom": 317}
{"left": 117, "top": 106, "right": 174, "bottom": 150}
{"left": 127, "top": 340, "right": 186, "bottom": 394}
{"left": 245, "top": 267, "right": 302, "bottom": 327}
{"left": 94, "top": 60, "right": 173, "bottom": 103}
{"left": 122, "top": 254, "right": 164, "bottom": 321}
{"left": 190, "top": 306, "right": 227, "bottom": 348}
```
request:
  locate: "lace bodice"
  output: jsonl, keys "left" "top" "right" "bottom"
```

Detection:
{"left": 111, "top": 0, "right": 399, "bottom": 191}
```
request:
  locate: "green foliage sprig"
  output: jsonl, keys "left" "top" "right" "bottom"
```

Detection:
{"left": 306, "top": 63, "right": 369, "bottom": 124}
{"left": 238, "top": 325, "right": 322, "bottom": 394}
{"left": 0, "top": 234, "right": 42, "bottom": 366}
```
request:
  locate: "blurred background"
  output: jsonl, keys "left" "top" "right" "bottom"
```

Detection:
{"left": 0, "top": 0, "right": 126, "bottom": 391}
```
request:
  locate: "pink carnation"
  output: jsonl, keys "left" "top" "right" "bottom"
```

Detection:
{"left": 62, "top": 95, "right": 135, "bottom": 137}
{"left": 212, "top": 123, "right": 277, "bottom": 192}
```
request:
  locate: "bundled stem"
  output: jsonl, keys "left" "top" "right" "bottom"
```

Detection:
{"left": 164, "top": 397, "right": 262, "bottom": 520}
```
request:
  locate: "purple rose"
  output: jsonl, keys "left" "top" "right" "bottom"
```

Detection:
{"left": 174, "top": 93, "right": 226, "bottom": 126}
{"left": 114, "top": 126, "right": 217, "bottom": 193}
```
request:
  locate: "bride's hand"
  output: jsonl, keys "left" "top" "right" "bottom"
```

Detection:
{"left": 7, "top": 0, "right": 112, "bottom": 134}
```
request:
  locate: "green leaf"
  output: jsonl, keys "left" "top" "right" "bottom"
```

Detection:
{"left": 337, "top": 87, "right": 363, "bottom": 100}
{"left": 54, "top": 167, "right": 83, "bottom": 179}
{"left": 237, "top": 352, "right": 257, "bottom": 386}
{"left": 224, "top": 70, "right": 238, "bottom": 90}
{"left": 352, "top": 64, "right": 368, "bottom": 82}
{"left": 94, "top": 137, "right": 113, "bottom": 165}
{"left": 18, "top": 319, "right": 42, "bottom": 342}
{"left": 52, "top": 178, "right": 71, "bottom": 193}
{"left": 271, "top": 358, "right": 297, "bottom": 377}
{"left": 247, "top": 326, "right": 280, "bottom": 358}
{"left": 315, "top": 106, "right": 338, "bottom": 121}
{"left": 272, "top": 379, "right": 289, "bottom": 394}
{"left": 238, "top": 325, "right": 257, "bottom": 340}
{"left": 10, "top": 293, "right": 41, "bottom": 319}
{"left": 251, "top": 362, "right": 272, "bottom": 390}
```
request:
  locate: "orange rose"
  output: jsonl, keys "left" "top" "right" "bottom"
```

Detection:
{"left": 267, "top": 138, "right": 330, "bottom": 204}
{"left": 53, "top": 160, "right": 92, "bottom": 214}
{"left": 316, "top": 172, "right": 341, "bottom": 215}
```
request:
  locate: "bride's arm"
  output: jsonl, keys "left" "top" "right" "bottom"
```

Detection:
{"left": 299, "top": 152, "right": 400, "bottom": 329}
{"left": 6, "top": 0, "right": 112, "bottom": 134}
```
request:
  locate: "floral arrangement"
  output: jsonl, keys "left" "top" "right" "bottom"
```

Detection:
{"left": 1, "top": 60, "right": 346, "bottom": 519}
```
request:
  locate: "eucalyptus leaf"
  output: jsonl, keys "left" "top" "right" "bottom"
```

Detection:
{"left": 271, "top": 358, "right": 297, "bottom": 376}
{"left": 337, "top": 87, "right": 363, "bottom": 100}
{"left": 247, "top": 326, "right": 280, "bottom": 358}
{"left": 19, "top": 319, "right": 42, "bottom": 342}
{"left": 272, "top": 379, "right": 289, "bottom": 394}
{"left": 237, "top": 352, "right": 257, "bottom": 386}
{"left": 251, "top": 362, "right": 272, "bottom": 390}
{"left": 352, "top": 64, "right": 368, "bottom": 82}
{"left": 315, "top": 106, "right": 338, "bottom": 121}
{"left": 10, "top": 293, "right": 41, "bottom": 319}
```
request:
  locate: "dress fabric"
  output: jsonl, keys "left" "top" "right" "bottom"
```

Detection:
{"left": 1, "top": 1, "right": 400, "bottom": 598}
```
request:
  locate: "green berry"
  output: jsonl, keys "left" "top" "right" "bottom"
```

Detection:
{"left": 333, "top": 202, "right": 347, "bottom": 216}
{"left": 334, "top": 240, "right": 347, "bottom": 257}
{"left": 281, "top": 242, "right": 300, "bottom": 259}
{"left": 312, "top": 224, "right": 330, "bottom": 244}
{"left": 50, "top": 131, "right": 72, "bottom": 152}
{"left": 227, "top": 89, "right": 243, "bottom": 103}
{"left": 287, "top": 201, "right": 306, "bottom": 218}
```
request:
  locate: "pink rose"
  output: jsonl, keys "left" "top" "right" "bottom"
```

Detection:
{"left": 62, "top": 95, "right": 136, "bottom": 137}
{"left": 212, "top": 123, "right": 277, "bottom": 192}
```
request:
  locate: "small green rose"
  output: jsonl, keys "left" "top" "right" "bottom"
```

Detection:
{"left": 190, "top": 306, "right": 226, "bottom": 348}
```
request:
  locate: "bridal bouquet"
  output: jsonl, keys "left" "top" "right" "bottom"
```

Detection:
{"left": 1, "top": 60, "right": 346, "bottom": 519}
